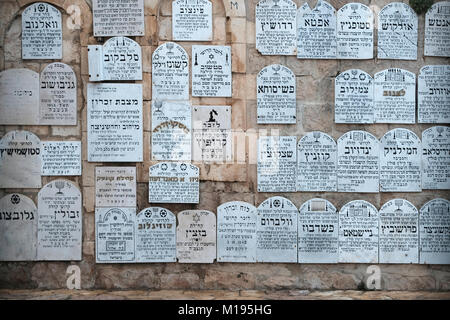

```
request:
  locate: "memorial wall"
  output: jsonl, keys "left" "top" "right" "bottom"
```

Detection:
{"left": 0, "top": 0, "right": 449, "bottom": 291}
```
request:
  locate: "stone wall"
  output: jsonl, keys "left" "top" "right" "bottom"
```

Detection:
{"left": 0, "top": 0, "right": 449, "bottom": 291}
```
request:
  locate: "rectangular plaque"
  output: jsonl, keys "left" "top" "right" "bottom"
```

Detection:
{"left": 41, "top": 141, "right": 81, "bottom": 176}
{"left": 96, "top": 167, "right": 136, "bottom": 208}
{"left": 172, "top": 0, "right": 212, "bottom": 41}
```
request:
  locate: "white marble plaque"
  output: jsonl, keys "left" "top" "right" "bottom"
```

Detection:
{"left": 374, "top": 68, "right": 416, "bottom": 124}
{"left": 152, "top": 42, "right": 189, "bottom": 101}
{"left": 217, "top": 201, "right": 257, "bottom": 263}
{"left": 297, "top": 0, "right": 337, "bottom": 59}
{"left": 298, "top": 198, "right": 338, "bottom": 263}
{"left": 0, "top": 194, "right": 37, "bottom": 261}
{"left": 257, "top": 136, "right": 297, "bottom": 192}
{"left": 425, "top": 1, "right": 450, "bottom": 57}
{"left": 176, "top": 210, "right": 216, "bottom": 263}
{"left": 418, "top": 65, "right": 450, "bottom": 123}
{"left": 149, "top": 162, "right": 199, "bottom": 204}
{"left": 335, "top": 69, "right": 374, "bottom": 123}
{"left": 93, "top": 0, "right": 145, "bottom": 37}
{"left": 379, "top": 199, "right": 418, "bottom": 264}
{"left": 337, "top": 131, "right": 379, "bottom": 193}
{"left": 420, "top": 198, "right": 450, "bottom": 264}
{"left": 336, "top": 3, "right": 374, "bottom": 59}
{"left": 422, "top": 126, "right": 450, "bottom": 190}
{"left": 0, "top": 130, "right": 41, "bottom": 189}
{"left": 151, "top": 100, "right": 191, "bottom": 161}
{"left": 256, "top": 0, "right": 297, "bottom": 55}
{"left": 41, "top": 141, "right": 81, "bottom": 176}
{"left": 257, "top": 64, "right": 296, "bottom": 124}
{"left": 37, "top": 180, "right": 82, "bottom": 261}
{"left": 380, "top": 128, "right": 422, "bottom": 192}
{"left": 0, "top": 69, "right": 40, "bottom": 125}
{"left": 193, "top": 105, "right": 232, "bottom": 162}
{"left": 172, "top": 0, "right": 212, "bottom": 41}
{"left": 192, "top": 45, "right": 232, "bottom": 97}
{"left": 377, "top": 2, "right": 418, "bottom": 60}
{"left": 338, "top": 200, "right": 379, "bottom": 263}
{"left": 96, "top": 207, "right": 136, "bottom": 263}
{"left": 87, "top": 83, "right": 143, "bottom": 162}
{"left": 256, "top": 196, "right": 298, "bottom": 263}
{"left": 22, "top": 2, "right": 62, "bottom": 59}
{"left": 96, "top": 167, "right": 136, "bottom": 207}
{"left": 40, "top": 63, "right": 77, "bottom": 125}
{"left": 135, "top": 207, "right": 176, "bottom": 263}
{"left": 297, "top": 132, "right": 337, "bottom": 192}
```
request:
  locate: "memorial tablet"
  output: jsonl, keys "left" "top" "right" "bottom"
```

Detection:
{"left": 176, "top": 210, "right": 216, "bottom": 263}
{"left": 149, "top": 162, "right": 199, "bottom": 204}
{"left": 424, "top": 1, "right": 450, "bottom": 57}
{"left": 135, "top": 207, "right": 176, "bottom": 263}
{"left": 257, "top": 136, "right": 297, "bottom": 192}
{"left": 337, "top": 130, "right": 379, "bottom": 193}
{"left": 41, "top": 141, "right": 81, "bottom": 176}
{"left": 298, "top": 198, "right": 338, "bottom": 263}
{"left": 297, "top": 0, "right": 337, "bottom": 59}
{"left": 422, "top": 126, "right": 450, "bottom": 190}
{"left": 338, "top": 200, "right": 379, "bottom": 263}
{"left": 334, "top": 69, "right": 374, "bottom": 124}
{"left": 257, "top": 64, "right": 296, "bottom": 124}
{"left": 0, "top": 194, "right": 37, "bottom": 261}
{"left": 256, "top": 0, "right": 297, "bottom": 55}
{"left": 419, "top": 198, "right": 450, "bottom": 264}
{"left": 217, "top": 201, "right": 257, "bottom": 263}
{"left": 96, "top": 167, "right": 136, "bottom": 207}
{"left": 379, "top": 199, "right": 418, "bottom": 264}
{"left": 256, "top": 196, "right": 298, "bottom": 263}
{"left": 297, "top": 131, "right": 337, "bottom": 192}
{"left": 37, "top": 180, "right": 82, "bottom": 261}
{"left": 172, "top": 0, "right": 212, "bottom": 41}
{"left": 96, "top": 207, "right": 136, "bottom": 263}
{"left": 380, "top": 128, "right": 421, "bottom": 192}
{"left": 22, "top": 2, "right": 62, "bottom": 59}
{"left": 418, "top": 65, "right": 450, "bottom": 123}
{"left": 87, "top": 83, "right": 143, "bottom": 162}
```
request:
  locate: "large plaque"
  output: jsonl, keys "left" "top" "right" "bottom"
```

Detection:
{"left": 256, "top": 196, "right": 298, "bottom": 263}
{"left": 334, "top": 69, "right": 374, "bottom": 124}
{"left": 40, "top": 63, "right": 77, "bottom": 125}
{"left": 338, "top": 200, "right": 379, "bottom": 263}
{"left": 172, "top": 0, "right": 212, "bottom": 41}
{"left": 424, "top": 1, "right": 450, "bottom": 57}
{"left": 297, "top": 132, "right": 337, "bottom": 192}
{"left": 380, "top": 128, "right": 421, "bottom": 192}
{"left": 379, "top": 199, "right": 418, "bottom": 264}
{"left": 192, "top": 45, "right": 232, "bottom": 97}
{"left": 0, "top": 69, "right": 39, "bottom": 125}
{"left": 255, "top": 0, "right": 297, "bottom": 55}
{"left": 418, "top": 65, "right": 450, "bottom": 123}
{"left": 87, "top": 83, "right": 143, "bottom": 162}
{"left": 298, "top": 198, "right": 338, "bottom": 263}
{"left": 337, "top": 130, "right": 379, "bottom": 193}
{"left": 419, "top": 198, "right": 450, "bottom": 264}
{"left": 0, "top": 194, "right": 37, "bottom": 261}
{"left": 93, "top": 0, "right": 145, "bottom": 37}
{"left": 336, "top": 3, "right": 374, "bottom": 59}
{"left": 257, "top": 136, "right": 297, "bottom": 192}
{"left": 152, "top": 42, "right": 189, "bottom": 101}
{"left": 217, "top": 201, "right": 257, "bottom": 263}
{"left": 257, "top": 64, "right": 296, "bottom": 124}
{"left": 422, "top": 126, "right": 450, "bottom": 190}
{"left": 149, "top": 162, "right": 199, "bottom": 204}
{"left": 135, "top": 207, "right": 176, "bottom": 263}
{"left": 96, "top": 207, "right": 136, "bottom": 263}
{"left": 377, "top": 2, "right": 418, "bottom": 60}
{"left": 0, "top": 130, "right": 41, "bottom": 189}
{"left": 176, "top": 210, "right": 216, "bottom": 263}
{"left": 22, "top": 2, "right": 62, "bottom": 59}
{"left": 37, "top": 180, "right": 82, "bottom": 261}
{"left": 297, "top": 0, "right": 337, "bottom": 59}
{"left": 41, "top": 141, "right": 81, "bottom": 176}
{"left": 95, "top": 167, "right": 136, "bottom": 207}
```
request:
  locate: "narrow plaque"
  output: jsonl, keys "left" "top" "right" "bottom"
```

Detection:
{"left": 418, "top": 65, "right": 450, "bottom": 123}
{"left": 424, "top": 1, "right": 450, "bottom": 57}
{"left": 95, "top": 167, "right": 136, "bottom": 207}
{"left": 172, "top": 0, "right": 212, "bottom": 41}
{"left": 41, "top": 141, "right": 81, "bottom": 176}
{"left": 422, "top": 126, "right": 450, "bottom": 190}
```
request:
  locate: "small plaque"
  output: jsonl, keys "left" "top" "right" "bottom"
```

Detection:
{"left": 95, "top": 167, "right": 136, "bottom": 207}
{"left": 41, "top": 141, "right": 81, "bottom": 176}
{"left": 172, "top": 0, "right": 212, "bottom": 41}
{"left": 424, "top": 1, "right": 450, "bottom": 57}
{"left": 422, "top": 126, "right": 450, "bottom": 190}
{"left": 418, "top": 65, "right": 450, "bottom": 123}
